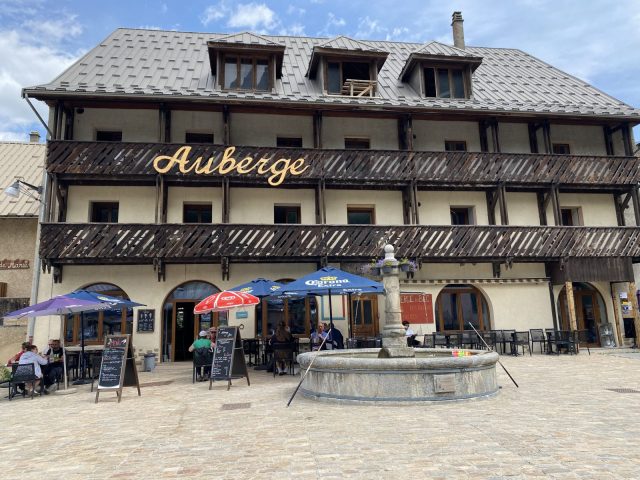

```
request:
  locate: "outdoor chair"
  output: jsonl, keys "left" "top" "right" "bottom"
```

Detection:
{"left": 65, "top": 352, "right": 79, "bottom": 380}
{"left": 90, "top": 355, "right": 103, "bottom": 392}
{"left": 434, "top": 333, "right": 448, "bottom": 348}
{"left": 571, "top": 329, "right": 590, "bottom": 355}
{"left": 448, "top": 333, "right": 462, "bottom": 348}
{"left": 192, "top": 347, "right": 213, "bottom": 383}
{"left": 492, "top": 330, "right": 505, "bottom": 354}
{"left": 271, "top": 342, "right": 296, "bottom": 377}
{"left": 554, "top": 330, "right": 573, "bottom": 355}
{"left": 511, "top": 331, "right": 531, "bottom": 356}
{"left": 8, "top": 363, "right": 40, "bottom": 400}
{"left": 243, "top": 339, "right": 259, "bottom": 366}
{"left": 501, "top": 330, "right": 516, "bottom": 355}
{"left": 529, "top": 329, "right": 546, "bottom": 354}
{"left": 478, "top": 331, "right": 496, "bottom": 351}
{"left": 421, "top": 333, "right": 435, "bottom": 348}
{"left": 461, "top": 331, "right": 475, "bottom": 349}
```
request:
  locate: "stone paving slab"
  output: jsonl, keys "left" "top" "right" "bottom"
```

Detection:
{"left": 1, "top": 352, "right": 640, "bottom": 479}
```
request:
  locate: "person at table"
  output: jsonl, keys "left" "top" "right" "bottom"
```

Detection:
{"left": 330, "top": 325, "right": 344, "bottom": 349}
{"left": 270, "top": 321, "right": 293, "bottom": 375}
{"left": 42, "top": 339, "right": 64, "bottom": 392}
{"left": 311, "top": 323, "right": 329, "bottom": 351}
{"left": 403, "top": 321, "right": 419, "bottom": 346}
{"left": 6, "top": 342, "right": 30, "bottom": 366}
{"left": 18, "top": 345, "right": 48, "bottom": 395}
{"left": 189, "top": 331, "right": 212, "bottom": 381}
{"left": 207, "top": 327, "right": 217, "bottom": 346}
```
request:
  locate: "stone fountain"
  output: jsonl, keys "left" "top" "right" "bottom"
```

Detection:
{"left": 296, "top": 245, "right": 499, "bottom": 403}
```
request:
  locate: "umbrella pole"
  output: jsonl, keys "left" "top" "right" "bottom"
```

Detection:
{"left": 60, "top": 314, "right": 68, "bottom": 390}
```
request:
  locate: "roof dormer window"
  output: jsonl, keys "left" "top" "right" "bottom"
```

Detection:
{"left": 326, "top": 60, "right": 374, "bottom": 96}
{"left": 223, "top": 56, "right": 269, "bottom": 91}
{"left": 424, "top": 67, "right": 467, "bottom": 99}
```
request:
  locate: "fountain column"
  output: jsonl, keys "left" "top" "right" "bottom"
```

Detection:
{"left": 380, "top": 245, "right": 415, "bottom": 357}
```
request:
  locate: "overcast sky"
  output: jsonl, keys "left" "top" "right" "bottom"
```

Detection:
{"left": 1, "top": 0, "right": 638, "bottom": 142}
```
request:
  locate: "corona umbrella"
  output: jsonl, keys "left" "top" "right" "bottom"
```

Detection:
{"left": 228, "top": 278, "right": 284, "bottom": 298}
{"left": 194, "top": 291, "right": 260, "bottom": 314}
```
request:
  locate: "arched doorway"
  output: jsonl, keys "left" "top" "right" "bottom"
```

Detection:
{"left": 64, "top": 283, "right": 133, "bottom": 345}
{"left": 435, "top": 284, "right": 490, "bottom": 332}
{"left": 255, "top": 278, "right": 318, "bottom": 338}
{"left": 162, "top": 281, "right": 222, "bottom": 361}
{"left": 558, "top": 283, "right": 607, "bottom": 345}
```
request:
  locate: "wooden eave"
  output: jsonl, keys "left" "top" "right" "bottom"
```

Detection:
{"left": 306, "top": 48, "right": 389, "bottom": 79}
{"left": 207, "top": 42, "right": 286, "bottom": 77}
{"left": 400, "top": 53, "right": 483, "bottom": 81}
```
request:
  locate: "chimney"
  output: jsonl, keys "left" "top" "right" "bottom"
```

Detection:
{"left": 451, "top": 11, "right": 465, "bottom": 49}
{"left": 29, "top": 131, "right": 40, "bottom": 143}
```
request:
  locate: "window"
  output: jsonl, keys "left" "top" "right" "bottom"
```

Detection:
{"left": 274, "top": 205, "right": 301, "bottom": 224}
{"left": 552, "top": 143, "right": 571, "bottom": 154}
{"left": 223, "top": 56, "right": 269, "bottom": 91}
{"left": 326, "top": 60, "right": 374, "bottom": 96}
{"left": 424, "top": 67, "right": 467, "bottom": 99}
{"left": 450, "top": 207, "right": 474, "bottom": 225}
{"left": 185, "top": 132, "right": 214, "bottom": 144}
{"left": 344, "top": 138, "right": 370, "bottom": 150}
{"left": 445, "top": 140, "right": 467, "bottom": 152}
{"left": 183, "top": 203, "right": 212, "bottom": 223}
{"left": 436, "top": 284, "right": 490, "bottom": 332}
{"left": 96, "top": 131, "right": 122, "bottom": 141}
{"left": 90, "top": 202, "right": 119, "bottom": 222}
{"left": 276, "top": 137, "right": 303, "bottom": 148}
{"left": 347, "top": 206, "right": 375, "bottom": 225}
{"left": 560, "top": 207, "right": 582, "bottom": 226}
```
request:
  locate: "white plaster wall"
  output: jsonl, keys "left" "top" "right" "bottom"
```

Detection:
{"left": 170, "top": 110, "right": 224, "bottom": 144}
{"left": 550, "top": 124, "right": 607, "bottom": 155}
{"left": 506, "top": 192, "right": 541, "bottom": 226}
{"left": 66, "top": 186, "right": 156, "bottom": 223}
{"left": 417, "top": 190, "right": 490, "bottom": 225}
{"left": 72, "top": 108, "right": 158, "bottom": 142}
{"left": 498, "top": 123, "right": 531, "bottom": 154}
{"left": 231, "top": 113, "right": 314, "bottom": 147}
{"left": 166, "top": 187, "right": 223, "bottom": 223}
{"left": 229, "top": 187, "right": 316, "bottom": 224}
{"left": 556, "top": 193, "right": 617, "bottom": 226}
{"left": 412, "top": 120, "right": 481, "bottom": 151}
{"left": 324, "top": 190, "right": 403, "bottom": 224}
{"left": 322, "top": 117, "right": 398, "bottom": 150}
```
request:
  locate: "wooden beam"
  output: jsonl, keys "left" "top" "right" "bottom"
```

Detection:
{"left": 222, "top": 177, "right": 230, "bottom": 223}
{"left": 55, "top": 182, "right": 68, "bottom": 222}
{"left": 314, "top": 181, "right": 323, "bottom": 224}
{"left": 614, "top": 194, "right": 626, "bottom": 226}
{"left": 537, "top": 192, "right": 548, "bottom": 225}
{"left": 610, "top": 283, "right": 625, "bottom": 347}
{"left": 628, "top": 282, "right": 640, "bottom": 348}
{"left": 490, "top": 119, "right": 501, "bottom": 153}
{"left": 565, "top": 281, "right": 578, "bottom": 331}
{"left": 550, "top": 186, "right": 561, "bottom": 225}
{"left": 622, "top": 123, "right": 633, "bottom": 157}
{"left": 223, "top": 105, "right": 230, "bottom": 145}
{"left": 412, "top": 181, "right": 420, "bottom": 224}
{"left": 498, "top": 184, "right": 509, "bottom": 225}
{"left": 159, "top": 175, "right": 168, "bottom": 223}
{"left": 542, "top": 120, "right": 551, "bottom": 154}
{"left": 631, "top": 185, "right": 640, "bottom": 227}
{"left": 163, "top": 105, "right": 171, "bottom": 143}
{"left": 313, "top": 111, "right": 323, "bottom": 149}
{"left": 63, "top": 107, "right": 74, "bottom": 140}
{"left": 547, "top": 279, "right": 559, "bottom": 331}
{"left": 478, "top": 120, "right": 489, "bottom": 153}
{"left": 402, "top": 186, "right": 411, "bottom": 224}
{"left": 486, "top": 189, "right": 498, "bottom": 225}
{"left": 603, "top": 126, "right": 614, "bottom": 156}
{"left": 528, "top": 123, "right": 539, "bottom": 153}
{"left": 154, "top": 175, "right": 161, "bottom": 223}
{"left": 49, "top": 174, "right": 58, "bottom": 223}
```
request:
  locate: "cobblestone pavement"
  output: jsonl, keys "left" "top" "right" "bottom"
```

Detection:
{"left": 2, "top": 350, "right": 640, "bottom": 479}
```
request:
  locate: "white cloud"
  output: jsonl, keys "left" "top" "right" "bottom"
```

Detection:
{"left": 0, "top": 130, "right": 31, "bottom": 142}
{"left": 286, "top": 5, "right": 305, "bottom": 16}
{"left": 327, "top": 12, "right": 346, "bottom": 28}
{"left": 22, "top": 14, "right": 82, "bottom": 44}
{"left": 279, "top": 23, "right": 305, "bottom": 36}
{"left": 228, "top": 3, "right": 277, "bottom": 31}
{"left": 356, "top": 16, "right": 384, "bottom": 38}
{"left": 201, "top": 3, "right": 229, "bottom": 26}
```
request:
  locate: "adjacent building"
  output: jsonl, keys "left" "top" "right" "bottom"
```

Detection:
{"left": 24, "top": 12, "right": 640, "bottom": 361}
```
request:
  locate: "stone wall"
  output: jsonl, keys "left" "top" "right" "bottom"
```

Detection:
{"left": 0, "top": 323, "right": 27, "bottom": 365}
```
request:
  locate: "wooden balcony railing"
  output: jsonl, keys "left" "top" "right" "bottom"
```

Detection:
{"left": 46, "top": 141, "right": 640, "bottom": 189}
{"left": 39, "top": 223, "right": 640, "bottom": 265}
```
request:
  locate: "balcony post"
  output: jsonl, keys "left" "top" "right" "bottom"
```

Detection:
{"left": 486, "top": 189, "right": 498, "bottom": 225}
{"left": 313, "top": 111, "right": 323, "bottom": 149}
{"left": 222, "top": 178, "right": 230, "bottom": 223}
{"left": 614, "top": 194, "right": 626, "bottom": 226}
{"left": 631, "top": 185, "right": 640, "bottom": 227}
{"left": 56, "top": 182, "right": 68, "bottom": 222}
{"left": 528, "top": 123, "right": 539, "bottom": 153}
{"left": 490, "top": 118, "right": 501, "bottom": 153}
{"left": 565, "top": 281, "right": 578, "bottom": 331}
{"left": 63, "top": 107, "right": 74, "bottom": 140}
{"left": 542, "top": 120, "right": 552, "bottom": 154}
{"left": 603, "top": 126, "right": 615, "bottom": 155}
{"left": 537, "top": 192, "right": 548, "bottom": 225}
{"left": 478, "top": 120, "right": 489, "bottom": 152}
{"left": 550, "top": 186, "right": 562, "bottom": 225}
{"left": 628, "top": 282, "right": 640, "bottom": 347}
{"left": 622, "top": 123, "right": 634, "bottom": 157}
{"left": 498, "top": 184, "right": 509, "bottom": 225}
{"left": 159, "top": 104, "right": 171, "bottom": 143}
{"left": 223, "top": 105, "right": 231, "bottom": 145}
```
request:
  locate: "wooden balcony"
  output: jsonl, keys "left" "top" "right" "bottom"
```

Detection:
{"left": 40, "top": 223, "right": 640, "bottom": 265}
{"left": 341, "top": 79, "right": 377, "bottom": 97}
{"left": 46, "top": 140, "right": 640, "bottom": 189}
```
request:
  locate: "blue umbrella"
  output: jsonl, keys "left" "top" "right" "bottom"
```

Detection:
{"left": 228, "top": 278, "right": 284, "bottom": 298}
{"left": 282, "top": 267, "right": 384, "bottom": 331}
{"left": 61, "top": 290, "right": 145, "bottom": 384}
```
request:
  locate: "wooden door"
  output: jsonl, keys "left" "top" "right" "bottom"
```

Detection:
{"left": 351, "top": 295, "right": 378, "bottom": 337}
{"left": 575, "top": 292, "right": 601, "bottom": 345}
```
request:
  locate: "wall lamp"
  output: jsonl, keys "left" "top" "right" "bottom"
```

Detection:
{"left": 3, "top": 178, "right": 43, "bottom": 202}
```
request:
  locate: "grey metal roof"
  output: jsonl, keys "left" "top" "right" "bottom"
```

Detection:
{"left": 24, "top": 28, "right": 640, "bottom": 119}
{"left": 316, "top": 35, "right": 387, "bottom": 53}
{"left": 0, "top": 142, "right": 45, "bottom": 217}
{"left": 211, "top": 31, "right": 282, "bottom": 47}
{"left": 413, "top": 41, "right": 476, "bottom": 58}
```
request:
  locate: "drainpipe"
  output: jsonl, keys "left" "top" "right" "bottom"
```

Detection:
{"left": 27, "top": 169, "right": 48, "bottom": 342}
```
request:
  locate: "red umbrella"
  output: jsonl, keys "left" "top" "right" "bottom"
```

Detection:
{"left": 194, "top": 291, "right": 260, "bottom": 314}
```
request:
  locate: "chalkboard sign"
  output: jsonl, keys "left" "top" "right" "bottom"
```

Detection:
{"left": 95, "top": 334, "right": 141, "bottom": 403}
{"left": 598, "top": 323, "right": 616, "bottom": 348}
{"left": 209, "top": 326, "right": 250, "bottom": 391}
{"left": 137, "top": 309, "right": 155, "bottom": 333}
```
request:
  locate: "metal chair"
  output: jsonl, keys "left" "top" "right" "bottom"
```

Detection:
{"left": 478, "top": 331, "right": 496, "bottom": 351}
{"left": 501, "top": 330, "right": 516, "bottom": 355}
{"left": 243, "top": 339, "right": 259, "bottom": 366}
{"left": 492, "top": 330, "right": 505, "bottom": 354}
{"left": 545, "top": 329, "right": 557, "bottom": 354}
{"left": 271, "top": 342, "right": 296, "bottom": 377}
{"left": 90, "top": 355, "right": 103, "bottom": 392}
{"left": 448, "top": 332, "right": 462, "bottom": 348}
{"left": 572, "top": 329, "right": 590, "bottom": 355}
{"left": 434, "top": 333, "right": 448, "bottom": 348}
{"left": 8, "top": 363, "right": 40, "bottom": 400}
{"left": 461, "top": 331, "right": 475, "bottom": 349}
{"left": 554, "top": 330, "right": 573, "bottom": 355}
{"left": 421, "top": 333, "right": 435, "bottom": 348}
{"left": 529, "top": 329, "right": 546, "bottom": 354}
{"left": 192, "top": 347, "right": 213, "bottom": 383}
{"left": 512, "top": 331, "right": 531, "bottom": 356}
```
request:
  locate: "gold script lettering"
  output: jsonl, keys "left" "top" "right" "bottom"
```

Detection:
{"left": 152, "top": 146, "right": 308, "bottom": 186}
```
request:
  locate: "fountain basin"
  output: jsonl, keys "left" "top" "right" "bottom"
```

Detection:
{"left": 296, "top": 348, "right": 499, "bottom": 404}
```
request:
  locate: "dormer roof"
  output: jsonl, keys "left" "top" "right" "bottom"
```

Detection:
{"left": 306, "top": 35, "right": 388, "bottom": 78}
{"left": 400, "top": 41, "right": 483, "bottom": 81}
{"left": 207, "top": 32, "right": 286, "bottom": 77}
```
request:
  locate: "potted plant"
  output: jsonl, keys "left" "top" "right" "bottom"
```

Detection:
{"left": 364, "top": 258, "right": 384, "bottom": 276}
{"left": 399, "top": 258, "right": 417, "bottom": 273}
{"left": 381, "top": 259, "right": 395, "bottom": 274}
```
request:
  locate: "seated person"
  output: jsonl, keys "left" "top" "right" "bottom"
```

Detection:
{"left": 41, "top": 339, "right": 64, "bottom": 392}
{"left": 330, "top": 325, "right": 344, "bottom": 349}
{"left": 18, "top": 345, "right": 48, "bottom": 395}
{"left": 207, "top": 327, "right": 217, "bottom": 346}
{"left": 403, "top": 321, "right": 419, "bottom": 346}
{"left": 189, "top": 331, "right": 212, "bottom": 381}
{"left": 270, "top": 321, "right": 294, "bottom": 375}
{"left": 7, "top": 342, "right": 30, "bottom": 366}
{"left": 311, "top": 323, "right": 329, "bottom": 351}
